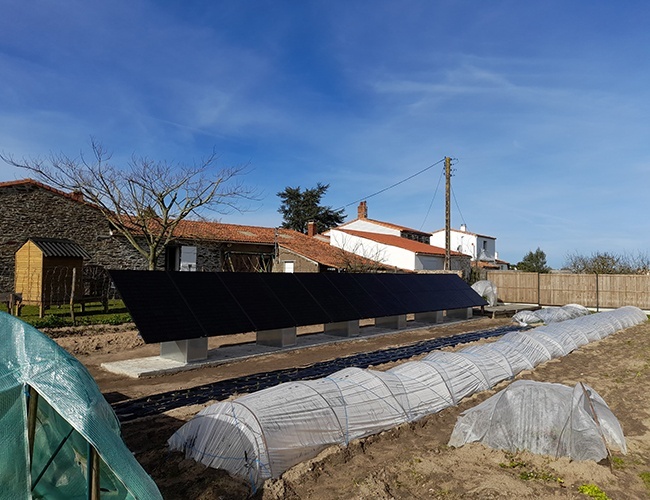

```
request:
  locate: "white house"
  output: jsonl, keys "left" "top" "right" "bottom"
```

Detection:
{"left": 430, "top": 224, "right": 508, "bottom": 270}
{"left": 327, "top": 202, "right": 469, "bottom": 272}
{"left": 329, "top": 229, "right": 468, "bottom": 272}
{"left": 334, "top": 201, "right": 432, "bottom": 243}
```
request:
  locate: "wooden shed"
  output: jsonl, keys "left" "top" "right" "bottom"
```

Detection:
{"left": 14, "top": 237, "right": 91, "bottom": 315}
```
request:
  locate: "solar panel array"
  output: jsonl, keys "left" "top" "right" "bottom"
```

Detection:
{"left": 109, "top": 271, "right": 487, "bottom": 343}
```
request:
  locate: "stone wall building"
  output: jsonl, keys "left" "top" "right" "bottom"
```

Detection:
{"left": 0, "top": 179, "right": 146, "bottom": 291}
{"left": 0, "top": 179, "right": 380, "bottom": 294}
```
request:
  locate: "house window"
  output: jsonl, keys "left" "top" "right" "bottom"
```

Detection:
{"left": 180, "top": 246, "right": 197, "bottom": 271}
{"left": 283, "top": 261, "right": 295, "bottom": 273}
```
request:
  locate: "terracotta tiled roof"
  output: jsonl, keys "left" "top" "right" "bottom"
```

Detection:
{"left": 475, "top": 258, "right": 510, "bottom": 269}
{"left": 337, "top": 229, "right": 465, "bottom": 257}
{"left": 275, "top": 229, "right": 390, "bottom": 270}
{"left": 174, "top": 221, "right": 387, "bottom": 269}
{"left": 338, "top": 217, "right": 431, "bottom": 237}
{"left": 475, "top": 261, "right": 502, "bottom": 269}
{"left": 171, "top": 219, "right": 278, "bottom": 244}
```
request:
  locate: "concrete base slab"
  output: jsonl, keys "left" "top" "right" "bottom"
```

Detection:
{"left": 102, "top": 341, "right": 282, "bottom": 378}
{"left": 101, "top": 314, "right": 481, "bottom": 378}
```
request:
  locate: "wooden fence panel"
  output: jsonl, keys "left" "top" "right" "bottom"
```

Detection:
{"left": 539, "top": 274, "right": 597, "bottom": 307}
{"left": 597, "top": 275, "right": 650, "bottom": 310}
{"left": 487, "top": 271, "right": 650, "bottom": 310}
{"left": 487, "top": 271, "right": 539, "bottom": 304}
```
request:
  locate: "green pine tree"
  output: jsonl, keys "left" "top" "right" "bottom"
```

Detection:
{"left": 277, "top": 183, "right": 345, "bottom": 234}
{"left": 517, "top": 247, "right": 551, "bottom": 273}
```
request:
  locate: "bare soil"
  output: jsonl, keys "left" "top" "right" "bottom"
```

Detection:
{"left": 51, "top": 316, "right": 650, "bottom": 499}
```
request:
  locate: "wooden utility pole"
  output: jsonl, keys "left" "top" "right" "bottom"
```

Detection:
{"left": 444, "top": 156, "right": 451, "bottom": 270}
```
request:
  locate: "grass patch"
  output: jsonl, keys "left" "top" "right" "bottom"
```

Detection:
{"left": 499, "top": 452, "right": 529, "bottom": 470}
{"left": 640, "top": 472, "right": 650, "bottom": 492}
{"left": 14, "top": 299, "right": 131, "bottom": 328}
{"left": 578, "top": 483, "right": 610, "bottom": 499}
{"left": 499, "top": 452, "right": 563, "bottom": 484}
{"left": 610, "top": 456, "right": 625, "bottom": 470}
{"left": 518, "top": 469, "right": 561, "bottom": 482}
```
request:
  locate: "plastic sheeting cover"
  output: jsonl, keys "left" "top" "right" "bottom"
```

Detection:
{"left": 0, "top": 312, "right": 162, "bottom": 499}
{"left": 513, "top": 304, "right": 590, "bottom": 327}
{"left": 471, "top": 280, "right": 498, "bottom": 307}
{"left": 448, "top": 380, "right": 626, "bottom": 461}
{"left": 169, "top": 306, "right": 647, "bottom": 490}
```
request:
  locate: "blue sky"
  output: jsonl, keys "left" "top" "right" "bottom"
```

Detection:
{"left": 1, "top": 1, "right": 649, "bottom": 268}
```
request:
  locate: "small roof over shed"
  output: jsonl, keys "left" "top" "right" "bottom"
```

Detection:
{"left": 27, "top": 237, "right": 91, "bottom": 259}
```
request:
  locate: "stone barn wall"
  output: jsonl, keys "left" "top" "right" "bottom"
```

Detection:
{"left": 0, "top": 182, "right": 147, "bottom": 291}
{"left": 0, "top": 181, "right": 279, "bottom": 291}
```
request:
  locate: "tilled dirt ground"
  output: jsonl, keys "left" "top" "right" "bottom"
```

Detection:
{"left": 51, "top": 316, "right": 650, "bottom": 499}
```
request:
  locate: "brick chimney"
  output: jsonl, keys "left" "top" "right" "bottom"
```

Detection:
{"left": 307, "top": 221, "right": 316, "bottom": 237}
{"left": 70, "top": 190, "right": 84, "bottom": 202}
{"left": 357, "top": 201, "right": 368, "bottom": 219}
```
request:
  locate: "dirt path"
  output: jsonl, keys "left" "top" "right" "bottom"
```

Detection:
{"left": 52, "top": 317, "right": 650, "bottom": 499}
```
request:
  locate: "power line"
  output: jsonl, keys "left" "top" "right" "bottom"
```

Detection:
{"left": 419, "top": 166, "right": 445, "bottom": 230}
{"left": 451, "top": 185, "right": 466, "bottom": 227}
{"left": 337, "top": 157, "right": 446, "bottom": 210}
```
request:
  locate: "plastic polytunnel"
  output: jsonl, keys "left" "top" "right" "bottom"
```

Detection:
{"left": 512, "top": 303, "right": 590, "bottom": 326}
{"left": 0, "top": 312, "right": 162, "bottom": 499}
{"left": 448, "top": 380, "right": 627, "bottom": 461}
{"left": 168, "top": 306, "right": 647, "bottom": 490}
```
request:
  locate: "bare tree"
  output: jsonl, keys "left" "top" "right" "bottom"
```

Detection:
{"left": 1, "top": 140, "right": 255, "bottom": 270}
{"left": 564, "top": 251, "right": 650, "bottom": 275}
{"left": 333, "top": 238, "right": 392, "bottom": 272}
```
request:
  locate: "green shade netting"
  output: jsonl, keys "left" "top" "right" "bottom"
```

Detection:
{"left": 0, "top": 312, "right": 161, "bottom": 499}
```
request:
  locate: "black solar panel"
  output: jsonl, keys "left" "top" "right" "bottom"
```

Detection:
{"left": 407, "top": 273, "right": 481, "bottom": 312}
{"left": 323, "top": 273, "right": 383, "bottom": 319}
{"left": 348, "top": 273, "right": 408, "bottom": 316}
{"left": 167, "top": 272, "right": 255, "bottom": 336}
{"left": 377, "top": 274, "right": 432, "bottom": 313}
{"left": 293, "top": 273, "right": 360, "bottom": 323}
{"left": 257, "top": 273, "right": 332, "bottom": 325}
{"left": 109, "top": 270, "right": 487, "bottom": 343}
{"left": 109, "top": 270, "right": 205, "bottom": 343}
{"left": 215, "top": 273, "right": 296, "bottom": 332}
{"left": 386, "top": 274, "right": 439, "bottom": 312}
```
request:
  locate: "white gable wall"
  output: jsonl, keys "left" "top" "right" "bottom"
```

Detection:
{"left": 431, "top": 230, "right": 497, "bottom": 261}
{"left": 431, "top": 230, "right": 475, "bottom": 258}
{"left": 329, "top": 230, "right": 416, "bottom": 270}
{"left": 340, "top": 219, "right": 401, "bottom": 236}
{"left": 329, "top": 230, "right": 464, "bottom": 271}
